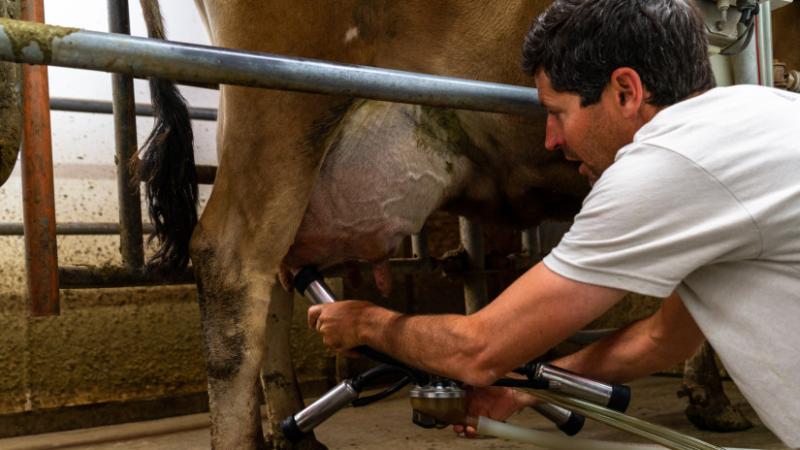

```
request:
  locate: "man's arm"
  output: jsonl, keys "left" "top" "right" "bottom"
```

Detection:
{"left": 308, "top": 262, "right": 625, "bottom": 386}
{"left": 551, "top": 290, "right": 705, "bottom": 383}
{"left": 489, "top": 290, "right": 705, "bottom": 417}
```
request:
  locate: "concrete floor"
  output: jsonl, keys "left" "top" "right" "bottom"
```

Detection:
{"left": 0, "top": 377, "right": 787, "bottom": 450}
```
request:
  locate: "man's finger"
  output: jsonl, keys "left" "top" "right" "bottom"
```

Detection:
{"left": 308, "top": 305, "right": 322, "bottom": 329}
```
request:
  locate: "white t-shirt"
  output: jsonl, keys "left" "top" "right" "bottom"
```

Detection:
{"left": 543, "top": 85, "right": 800, "bottom": 447}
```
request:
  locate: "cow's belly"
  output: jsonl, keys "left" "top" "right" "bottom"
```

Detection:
{"left": 284, "top": 100, "right": 472, "bottom": 274}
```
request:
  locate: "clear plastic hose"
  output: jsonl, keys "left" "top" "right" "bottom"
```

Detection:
{"left": 483, "top": 389, "right": 761, "bottom": 450}
{"left": 476, "top": 416, "right": 760, "bottom": 450}
{"left": 477, "top": 416, "right": 664, "bottom": 449}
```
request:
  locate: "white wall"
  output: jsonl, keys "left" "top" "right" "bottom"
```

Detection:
{"left": 0, "top": 1, "right": 218, "bottom": 290}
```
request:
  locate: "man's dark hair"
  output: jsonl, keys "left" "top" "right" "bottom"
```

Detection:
{"left": 523, "top": 0, "right": 716, "bottom": 107}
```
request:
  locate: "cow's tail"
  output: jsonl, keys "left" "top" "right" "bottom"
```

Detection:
{"left": 136, "top": 0, "right": 198, "bottom": 272}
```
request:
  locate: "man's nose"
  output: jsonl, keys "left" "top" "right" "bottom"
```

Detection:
{"left": 544, "top": 116, "right": 564, "bottom": 152}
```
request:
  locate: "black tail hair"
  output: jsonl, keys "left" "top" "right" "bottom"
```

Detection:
{"left": 136, "top": 0, "right": 198, "bottom": 272}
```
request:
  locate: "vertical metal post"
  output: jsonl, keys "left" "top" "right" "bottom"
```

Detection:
{"left": 731, "top": 12, "right": 759, "bottom": 85}
{"left": 21, "top": 0, "right": 59, "bottom": 316}
{"left": 756, "top": 1, "right": 774, "bottom": 87}
{"left": 108, "top": 0, "right": 144, "bottom": 269}
{"left": 459, "top": 217, "right": 488, "bottom": 314}
{"left": 411, "top": 227, "right": 429, "bottom": 260}
{"left": 520, "top": 227, "right": 541, "bottom": 263}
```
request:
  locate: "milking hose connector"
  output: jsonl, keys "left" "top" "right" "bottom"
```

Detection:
{"left": 282, "top": 363, "right": 413, "bottom": 443}
{"left": 515, "top": 362, "right": 631, "bottom": 413}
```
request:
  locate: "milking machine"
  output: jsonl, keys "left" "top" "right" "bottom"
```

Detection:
{"left": 282, "top": 267, "right": 755, "bottom": 449}
{"left": 282, "top": 266, "right": 631, "bottom": 442}
{"left": 281, "top": 267, "right": 760, "bottom": 450}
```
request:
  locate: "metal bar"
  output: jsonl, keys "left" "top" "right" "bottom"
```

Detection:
{"left": 108, "top": 0, "right": 143, "bottom": 270}
{"left": 20, "top": 0, "right": 58, "bottom": 316}
{"left": 59, "top": 265, "right": 195, "bottom": 289}
{"left": 410, "top": 227, "right": 429, "bottom": 260}
{"left": 0, "top": 18, "right": 541, "bottom": 116}
{"left": 520, "top": 227, "right": 541, "bottom": 263}
{"left": 0, "top": 222, "right": 154, "bottom": 235}
{"left": 731, "top": 6, "right": 759, "bottom": 86}
{"left": 757, "top": 0, "right": 774, "bottom": 87}
{"left": 129, "top": 161, "right": 216, "bottom": 185}
{"left": 195, "top": 164, "right": 216, "bottom": 185}
{"left": 50, "top": 97, "right": 218, "bottom": 121}
{"left": 459, "top": 216, "right": 488, "bottom": 314}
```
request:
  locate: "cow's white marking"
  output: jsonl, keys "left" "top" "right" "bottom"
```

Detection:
{"left": 344, "top": 26, "right": 359, "bottom": 44}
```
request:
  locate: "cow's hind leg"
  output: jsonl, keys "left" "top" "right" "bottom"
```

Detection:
{"left": 679, "top": 341, "right": 753, "bottom": 432}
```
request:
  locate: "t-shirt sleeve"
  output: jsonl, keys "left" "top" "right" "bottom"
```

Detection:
{"left": 543, "top": 146, "right": 761, "bottom": 298}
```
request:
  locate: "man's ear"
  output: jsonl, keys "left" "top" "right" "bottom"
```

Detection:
{"left": 609, "top": 67, "right": 645, "bottom": 117}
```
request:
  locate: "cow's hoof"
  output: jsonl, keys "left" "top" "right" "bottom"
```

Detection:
{"left": 679, "top": 383, "right": 754, "bottom": 432}
{"left": 264, "top": 433, "right": 328, "bottom": 450}
{"left": 293, "top": 436, "right": 328, "bottom": 450}
{"left": 683, "top": 402, "right": 753, "bottom": 432}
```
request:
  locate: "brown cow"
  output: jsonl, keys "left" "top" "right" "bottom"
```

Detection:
{"left": 138, "top": 0, "right": 579, "bottom": 448}
{"left": 136, "top": 1, "right": 800, "bottom": 449}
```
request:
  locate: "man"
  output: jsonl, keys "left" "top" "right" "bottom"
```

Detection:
{"left": 307, "top": 0, "right": 800, "bottom": 446}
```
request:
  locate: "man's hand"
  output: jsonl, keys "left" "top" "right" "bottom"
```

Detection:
{"left": 308, "top": 300, "right": 380, "bottom": 352}
{"left": 453, "top": 386, "right": 533, "bottom": 437}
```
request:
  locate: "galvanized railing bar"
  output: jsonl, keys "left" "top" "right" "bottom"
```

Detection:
{"left": 0, "top": 18, "right": 541, "bottom": 116}
{"left": 50, "top": 97, "right": 218, "bottom": 121}
{"left": 109, "top": 0, "right": 144, "bottom": 270}
{"left": 0, "top": 222, "right": 155, "bottom": 236}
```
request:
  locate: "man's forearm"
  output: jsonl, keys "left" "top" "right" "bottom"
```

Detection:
{"left": 313, "top": 263, "right": 627, "bottom": 386}
{"left": 550, "top": 292, "right": 704, "bottom": 383}
{"left": 358, "top": 307, "right": 492, "bottom": 385}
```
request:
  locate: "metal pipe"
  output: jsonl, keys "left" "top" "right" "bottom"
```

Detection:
{"left": 0, "top": 222, "right": 154, "bottom": 235}
{"left": 20, "top": 0, "right": 58, "bottom": 316}
{"left": 459, "top": 216, "right": 488, "bottom": 314}
{"left": 731, "top": 24, "right": 758, "bottom": 85}
{"left": 49, "top": 97, "right": 218, "bottom": 121}
{"left": 108, "top": 0, "right": 143, "bottom": 270}
{"left": 195, "top": 164, "right": 216, "bottom": 185}
{"left": 58, "top": 265, "right": 194, "bottom": 289}
{"left": 411, "top": 227, "right": 429, "bottom": 260}
{"left": 0, "top": 18, "right": 540, "bottom": 116}
{"left": 520, "top": 227, "right": 541, "bottom": 263}
{"left": 756, "top": 1, "right": 774, "bottom": 87}
{"left": 288, "top": 380, "right": 359, "bottom": 437}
